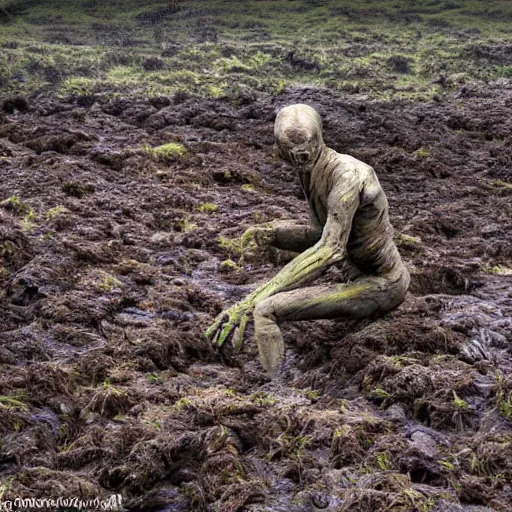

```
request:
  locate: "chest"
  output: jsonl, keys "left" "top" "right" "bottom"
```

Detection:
{"left": 300, "top": 171, "right": 329, "bottom": 227}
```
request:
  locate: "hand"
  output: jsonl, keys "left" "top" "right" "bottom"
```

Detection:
{"left": 241, "top": 224, "right": 276, "bottom": 249}
{"left": 205, "top": 301, "right": 254, "bottom": 349}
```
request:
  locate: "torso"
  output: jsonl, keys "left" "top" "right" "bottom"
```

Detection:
{"left": 305, "top": 150, "right": 405, "bottom": 277}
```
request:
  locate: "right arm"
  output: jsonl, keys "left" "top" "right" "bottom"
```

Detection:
{"left": 242, "top": 221, "right": 322, "bottom": 254}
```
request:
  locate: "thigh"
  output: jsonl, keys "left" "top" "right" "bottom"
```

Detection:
{"left": 260, "top": 274, "right": 407, "bottom": 322}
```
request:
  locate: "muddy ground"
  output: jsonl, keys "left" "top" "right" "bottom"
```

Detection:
{"left": 0, "top": 79, "right": 511, "bottom": 512}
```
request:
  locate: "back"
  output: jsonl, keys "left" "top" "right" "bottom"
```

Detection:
{"left": 347, "top": 166, "right": 399, "bottom": 276}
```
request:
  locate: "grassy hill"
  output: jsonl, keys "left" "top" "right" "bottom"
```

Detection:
{"left": 1, "top": 0, "right": 512, "bottom": 100}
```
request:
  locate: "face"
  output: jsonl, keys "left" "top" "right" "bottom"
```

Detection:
{"left": 274, "top": 104, "right": 324, "bottom": 166}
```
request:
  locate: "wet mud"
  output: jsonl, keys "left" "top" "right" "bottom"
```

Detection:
{"left": 0, "top": 81, "right": 511, "bottom": 511}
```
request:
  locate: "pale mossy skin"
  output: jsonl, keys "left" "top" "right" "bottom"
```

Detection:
{"left": 207, "top": 105, "right": 410, "bottom": 371}
{"left": 2, "top": 0, "right": 512, "bottom": 99}
{"left": 307, "top": 283, "right": 373, "bottom": 308}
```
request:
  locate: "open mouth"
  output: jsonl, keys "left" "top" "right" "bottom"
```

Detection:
{"left": 290, "top": 150, "right": 311, "bottom": 165}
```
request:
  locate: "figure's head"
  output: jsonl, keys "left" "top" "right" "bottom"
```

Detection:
{"left": 274, "top": 104, "right": 325, "bottom": 166}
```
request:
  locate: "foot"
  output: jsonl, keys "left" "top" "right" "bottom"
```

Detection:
{"left": 254, "top": 315, "right": 285, "bottom": 373}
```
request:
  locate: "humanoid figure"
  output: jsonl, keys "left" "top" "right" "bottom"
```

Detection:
{"left": 206, "top": 104, "right": 410, "bottom": 371}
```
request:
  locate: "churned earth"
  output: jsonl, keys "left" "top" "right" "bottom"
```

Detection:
{"left": 0, "top": 78, "right": 511, "bottom": 511}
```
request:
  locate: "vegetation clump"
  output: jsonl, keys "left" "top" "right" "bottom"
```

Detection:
{"left": 143, "top": 142, "right": 188, "bottom": 161}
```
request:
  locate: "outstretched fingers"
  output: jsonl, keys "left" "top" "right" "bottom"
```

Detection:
{"left": 231, "top": 313, "right": 249, "bottom": 350}
{"left": 204, "top": 312, "right": 226, "bottom": 340}
{"left": 217, "top": 318, "right": 235, "bottom": 347}
{"left": 205, "top": 306, "right": 252, "bottom": 349}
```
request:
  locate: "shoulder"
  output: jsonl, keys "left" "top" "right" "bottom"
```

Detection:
{"left": 327, "top": 152, "right": 368, "bottom": 193}
{"left": 327, "top": 153, "right": 384, "bottom": 208}
{"left": 328, "top": 151, "right": 372, "bottom": 181}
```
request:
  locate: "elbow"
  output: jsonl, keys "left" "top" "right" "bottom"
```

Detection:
{"left": 320, "top": 239, "right": 345, "bottom": 264}
{"left": 331, "top": 247, "right": 346, "bottom": 265}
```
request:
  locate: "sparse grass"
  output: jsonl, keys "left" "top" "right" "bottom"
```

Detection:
{"left": 299, "top": 388, "right": 321, "bottom": 402}
{"left": 218, "top": 231, "right": 258, "bottom": 266}
{"left": 178, "top": 216, "right": 197, "bottom": 234}
{"left": 413, "top": 146, "right": 431, "bottom": 159}
{"left": 214, "top": 51, "right": 272, "bottom": 74}
{"left": 1, "top": 195, "right": 31, "bottom": 215}
{"left": 402, "top": 488, "right": 436, "bottom": 512}
{"left": 0, "top": 476, "right": 14, "bottom": 501}
{"left": 390, "top": 355, "right": 420, "bottom": 368}
{"left": 143, "top": 142, "right": 188, "bottom": 161}
{"left": 440, "top": 459, "right": 455, "bottom": 471}
{"left": 98, "top": 273, "right": 124, "bottom": 292}
{"left": 370, "top": 385, "right": 391, "bottom": 400}
{"left": 484, "top": 265, "right": 512, "bottom": 276}
{"left": 249, "top": 391, "right": 278, "bottom": 406}
{"left": 107, "top": 65, "right": 139, "bottom": 81}
{"left": 61, "top": 77, "right": 98, "bottom": 97}
{"left": 495, "top": 65, "right": 512, "bottom": 78}
{"left": 495, "top": 373, "right": 512, "bottom": 419}
{"left": 197, "top": 202, "right": 218, "bottom": 214}
{"left": 151, "top": 419, "right": 163, "bottom": 430}
{"left": 0, "top": 394, "right": 27, "bottom": 411}
{"left": 453, "top": 390, "right": 469, "bottom": 409}
{"left": 1, "top": 0, "right": 510, "bottom": 99}
{"left": 479, "top": 178, "right": 512, "bottom": 198}
{"left": 146, "top": 373, "right": 164, "bottom": 384}
{"left": 267, "top": 432, "right": 314, "bottom": 464}
{"left": 85, "top": 378, "right": 128, "bottom": 416}
{"left": 174, "top": 397, "right": 192, "bottom": 410}
{"left": 21, "top": 207, "right": 37, "bottom": 230}
{"left": 492, "top": 179, "right": 512, "bottom": 190}
{"left": 46, "top": 205, "right": 69, "bottom": 219}
{"left": 498, "top": 394, "right": 512, "bottom": 418}
{"left": 376, "top": 452, "right": 391, "bottom": 471}
{"left": 220, "top": 259, "right": 241, "bottom": 272}
{"left": 218, "top": 234, "right": 243, "bottom": 258}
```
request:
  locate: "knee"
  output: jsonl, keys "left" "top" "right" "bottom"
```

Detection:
{"left": 254, "top": 298, "right": 277, "bottom": 321}
{"left": 397, "top": 268, "right": 410, "bottom": 301}
{"left": 384, "top": 271, "right": 410, "bottom": 310}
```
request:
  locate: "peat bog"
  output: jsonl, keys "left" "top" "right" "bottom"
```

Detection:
{"left": 0, "top": 1, "right": 511, "bottom": 511}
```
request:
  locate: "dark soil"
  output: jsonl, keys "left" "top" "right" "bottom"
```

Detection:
{"left": 0, "top": 80, "right": 511, "bottom": 511}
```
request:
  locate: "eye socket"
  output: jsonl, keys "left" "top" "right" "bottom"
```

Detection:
{"left": 275, "top": 144, "right": 290, "bottom": 161}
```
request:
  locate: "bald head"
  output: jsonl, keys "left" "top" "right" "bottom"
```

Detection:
{"left": 274, "top": 104, "right": 325, "bottom": 166}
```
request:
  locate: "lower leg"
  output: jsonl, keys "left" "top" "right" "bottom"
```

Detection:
{"left": 252, "top": 306, "right": 285, "bottom": 374}
{"left": 252, "top": 274, "right": 408, "bottom": 371}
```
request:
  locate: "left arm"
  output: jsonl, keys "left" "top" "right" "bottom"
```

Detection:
{"left": 246, "top": 172, "right": 361, "bottom": 302}
{"left": 206, "top": 170, "right": 362, "bottom": 346}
